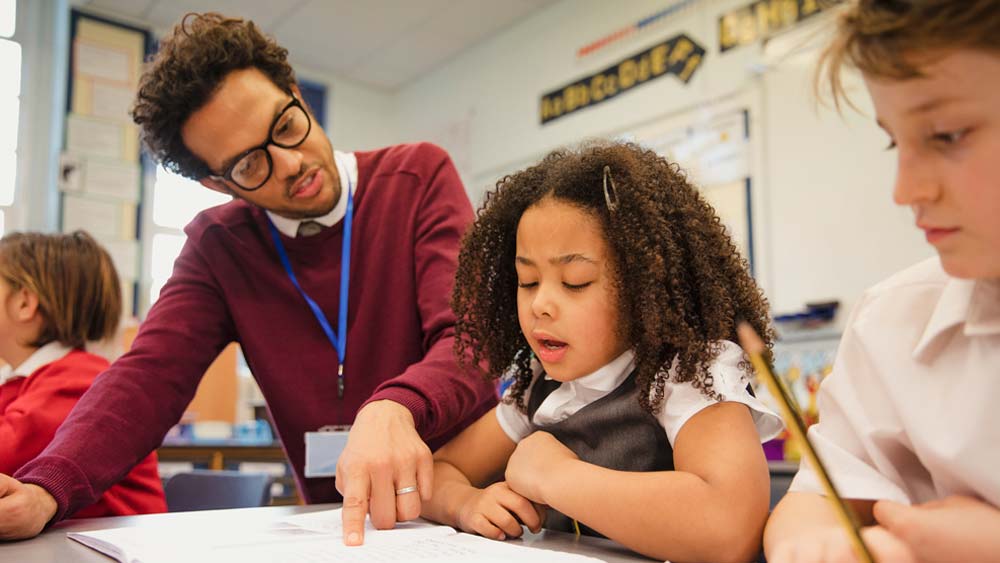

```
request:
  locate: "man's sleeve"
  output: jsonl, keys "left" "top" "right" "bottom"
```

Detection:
{"left": 789, "top": 296, "right": 913, "bottom": 504}
{"left": 363, "top": 144, "right": 498, "bottom": 441}
{"left": 14, "top": 235, "right": 237, "bottom": 521}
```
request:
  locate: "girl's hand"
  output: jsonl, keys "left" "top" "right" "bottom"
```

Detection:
{"left": 455, "top": 481, "right": 545, "bottom": 541}
{"left": 505, "top": 431, "right": 578, "bottom": 504}
{"left": 768, "top": 525, "right": 915, "bottom": 563}
{"left": 874, "top": 496, "right": 1000, "bottom": 562}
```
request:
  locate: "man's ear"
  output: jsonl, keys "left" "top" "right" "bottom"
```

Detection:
{"left": 12, "top": 287, "right": 40, "bottom": 323}
{"left": 200, "top": 177, "right": 233, "bottom": 195}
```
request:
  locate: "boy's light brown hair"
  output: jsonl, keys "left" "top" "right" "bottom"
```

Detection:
{"left": 819, "top": 0, "right": 1000, "bottom": 107}
{"left": 0, "top": 231, "right": 122, "bottom": 348}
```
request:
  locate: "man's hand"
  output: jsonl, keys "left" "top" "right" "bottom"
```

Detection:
{"left": 335, "top": 400, "right": 432, "bottom": 546}
{"left": 505, "top": 431, "right": 578, "bottom": 505}
{"left": 874, "top": 496, "right": 1000, "bottom": 563}
{"left": 0, "top": 474, "right": 58, "bottom": 540}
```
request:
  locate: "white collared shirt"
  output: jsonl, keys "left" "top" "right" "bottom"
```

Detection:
{"left": 790, "top": 257, "right": 1000, "bottom": 505}
{"left": 496, "top": 340, "right": 783, "bottom": 447}
{"left": 0, "top": 341, "right": 74, "bottom": 386}
{"left": 266, "top": 150, "right": 358, "bottom": 238}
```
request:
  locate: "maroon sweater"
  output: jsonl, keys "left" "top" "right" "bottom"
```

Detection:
{"left": 1, "top": 351, "right": 166, "bottom": 518}
{"left": 16, "top": 143, "right": 497, "bottom": 521}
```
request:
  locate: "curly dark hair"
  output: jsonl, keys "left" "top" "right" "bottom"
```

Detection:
{"left": 453, "top": 141, "right": 774, "bottom": 414}
{"left": 131, "top": 12, "right": 297, "bottom": 180}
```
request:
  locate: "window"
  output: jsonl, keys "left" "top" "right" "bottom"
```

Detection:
{"left": 0, "top": 0, "right": 19, "bottom": 209}
{"left": 147, "top": 165, "right": 229, "bottom": 305}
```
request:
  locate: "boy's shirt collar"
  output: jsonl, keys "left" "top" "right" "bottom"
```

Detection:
{"left": 913, "top": 277, "right": 1000, "bottom": 361}
{"left": 0, "top": 341, "right": 74, "bottom": 385}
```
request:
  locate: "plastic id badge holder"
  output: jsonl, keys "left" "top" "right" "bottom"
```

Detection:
{"left": 304, "top": 425, "right": 351, "bottom": 478}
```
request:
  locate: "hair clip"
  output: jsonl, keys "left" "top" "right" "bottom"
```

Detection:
{"left": 603, "top": 165, "right": 620, "bottom": 213}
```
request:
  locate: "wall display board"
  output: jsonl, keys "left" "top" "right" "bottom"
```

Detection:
{"left": 61, "top": 11, "right": 151, "bottom": 315}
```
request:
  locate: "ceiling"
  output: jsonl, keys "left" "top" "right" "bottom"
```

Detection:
{"left": 71, "top": 0, "right": 558, "bottom": 90}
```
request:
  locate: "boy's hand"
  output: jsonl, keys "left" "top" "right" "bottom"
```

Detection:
{"left": 505, "top": 431, "right": 577, "bottom": 504}
{"left": 456, "top": 481, "right": 545, "bottom": 541}
{"left": 874, "top": 496, "right": 1000, "bottom": 562}
{"left": 768, "top": 525, "right": 915, "bottom": 563}
{"left": 0, "top": 474, "right": 58, "bottom": 540}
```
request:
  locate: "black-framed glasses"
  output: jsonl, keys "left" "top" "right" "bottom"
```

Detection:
{"left": 210, "top": 95, "right": 312, "bottom": 191}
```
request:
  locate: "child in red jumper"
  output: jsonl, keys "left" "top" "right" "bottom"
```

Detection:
{"left": 0, "top": 231, "right": 165, "bottom": 518}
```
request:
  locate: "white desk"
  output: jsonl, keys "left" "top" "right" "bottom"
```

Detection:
{"left": 0, "top": 503, "right": 655, "bottom": 562}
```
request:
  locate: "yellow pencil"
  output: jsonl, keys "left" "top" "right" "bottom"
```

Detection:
{"left": 737, "top": 323, "right": 875, "bottom": 563}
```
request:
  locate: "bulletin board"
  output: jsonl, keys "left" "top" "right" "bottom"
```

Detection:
{"left": 60, "top": 11, "right": 152, "bottom": 316}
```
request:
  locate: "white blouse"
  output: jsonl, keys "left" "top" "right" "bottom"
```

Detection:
{"left": 791, "top": 258, "right": 1000, "bottom": 505}
{"left": 496, "top": 340, "right": 783, "bottom": 447}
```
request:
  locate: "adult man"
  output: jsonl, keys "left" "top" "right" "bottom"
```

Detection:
{"left": 0, "top": 13, "right": 496, "bottom": 545}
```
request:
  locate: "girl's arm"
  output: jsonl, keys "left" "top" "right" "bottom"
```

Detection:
{"left": 421, "top": 407, "right": 543, "bottom": 540}
{"left": 507, "top": 401, "right": 770, "bottom": 563}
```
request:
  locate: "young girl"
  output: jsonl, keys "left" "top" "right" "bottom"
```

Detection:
{"left": 0, "top": 231, "right": 166, "bottom": 518}
{"left": 764, "top": 1, "right": 1000, "bottom": 562}
{"left": 421, "top": 142, "right": 783, "bottom": 562}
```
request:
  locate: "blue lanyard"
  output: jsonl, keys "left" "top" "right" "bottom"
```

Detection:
{"left": 266, "top": 172, "right": 353, "bottom": 398}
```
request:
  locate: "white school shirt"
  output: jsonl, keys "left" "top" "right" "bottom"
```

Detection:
{"left": 496, "top": 340, "right": 783, "bottom": 447}
{"left": 0, "top": 341, "right": 74, "bottom": 385}
{"left": 790, "top": 257, "right": 1000, "bottom": 505}
{"left": 266, "top": 150, "right": 358, "bottom": 238}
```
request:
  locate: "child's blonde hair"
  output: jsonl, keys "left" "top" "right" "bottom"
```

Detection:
{"left": 0, "top": 231, "right": 122, "bottom": 348}
{"left": 819, "top": 0, "right": 1000, "bottom": 108}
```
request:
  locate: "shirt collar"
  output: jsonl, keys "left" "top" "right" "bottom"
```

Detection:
{"left": 913, "top": 277, "right": 1000, "bottom": 361}
{"left": 0, "top": 341, "right": 74, "bottom": 385}
{"left": 544, "top": 349, "right": 637, "bottom": 393}
{"left": 266, "top": 150, "right": 357, "bottom": 238}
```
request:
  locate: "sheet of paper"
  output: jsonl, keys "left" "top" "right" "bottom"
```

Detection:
{"left": 89, "top": 81, "right": 135, "bottom": 121}
{"left": 68, "top": 508, "right": 608, "bottom": 563}
{"left": 83, "top": 157, "right": 140, "bottom": 202}
{"left": 62, "top": 194, "right": 120, "bottom": 238}
{"left": 100, "top": 238, "right": 138, "bottom": 280}
{"left": 66, "top": 115, "right": 124, "bottom": 160}
{"left": 74, "top": 40, "right": 130, "bottom": 83}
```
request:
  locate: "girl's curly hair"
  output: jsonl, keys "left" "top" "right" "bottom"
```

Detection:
{"left": 453, "top": 141, "right": 773, "bottom": 414}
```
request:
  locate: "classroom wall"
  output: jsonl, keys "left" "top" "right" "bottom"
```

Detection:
{"left": 292, "top": 63, "right": 400, "bottom": 153}
{"left": 12, "top": 0, "right": 935, "bottom": 319}
{"left": 390, "top": 0, "right": 934, "bottom": 317}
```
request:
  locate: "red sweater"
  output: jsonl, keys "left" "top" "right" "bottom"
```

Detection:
{"left": 16, "top": 143, "right": 497, "bottom": 521}
{"left": 1, "top": 350, "right": 166, "bottom": 518}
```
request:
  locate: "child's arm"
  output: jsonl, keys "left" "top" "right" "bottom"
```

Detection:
{"left": 506, "top": 401, "right": 769, "bottom": 563}
{"left": 420, "top": 407, "right": 544, "bottom": 540}
{"left": 0, "top": 371, "right": 92, "bottom": 475}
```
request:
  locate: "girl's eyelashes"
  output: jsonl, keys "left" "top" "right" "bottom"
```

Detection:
{"left": 516, "top": 281, "right": 593, "bottom": 290}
